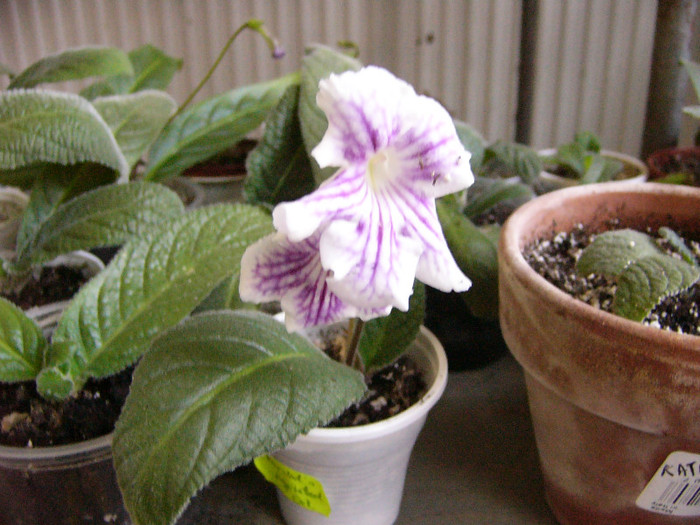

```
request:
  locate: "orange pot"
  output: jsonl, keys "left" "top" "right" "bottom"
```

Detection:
{"left": 498, "top": 182, "right": 700, "bottom": 524}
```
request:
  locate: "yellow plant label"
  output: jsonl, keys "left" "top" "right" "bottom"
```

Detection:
{"left": 254, "top": 455, "right": 331, "bottom": 516}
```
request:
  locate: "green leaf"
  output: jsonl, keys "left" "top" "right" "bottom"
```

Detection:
{"left": 614, "top": 254, "right": 700, "bottom": 321}
{"left": 243, "top": 84, "right": 316, "bottom": 207}
{"left": 299, "top": 45, "right": 362, "bottom": 184}
{"left": 126, "top": 44, "right": 183, "bottom": 93}
{"left": 12, "top": 181, "right": 184, "bottom": 273}
{"left": 50, "top": 203, "right": 274, "bottom": 389}
{"left": 660, "top": 227, "right": 698, "bottom": 266}
{"left": 576, "top": 229, "right": 662, "bottom": 278}
{"left": 554, "top": 142, "right": 585, "bottom": 177}
{"left": 437, "top": 197, "right": 499, "bottom": 319}
{"left": 92, "top": 90, "right": 177, "bottom": 171}
{"left": 574, "top": 131, "right": 601, "bottom": 153}
{"left": 8, "top": 46, "right": 133, "bottom": 89}
{"left": 463, "top": 177, "right": 534, "bottom": 219}
{"left": 113, "top": 310, "right": 365, "bottom": 525}
{"left": 143, "top": 73, "right": 300, "bottom": 182}
{"left": 359, "top": 281, "right": 426, "bottom": 372}
{"left": 481, "top": 141, "right": 542, "bottom": 183}
{"left": 10, "top": 163, "right": 118, "bottom": 274}
{"left": 35, "top": 367, "right": 75, "bottom": 401}
{"left": 0, "top": 297, "right": 46, "bottom": 382}
{"left": 454, "top": 120, "right": 485, "bottom": 173}
{"left": 81, "top": 44, "right": 183, "bottom": 100}
{"left": 0, "top": 89, "right": 129, "bottom": 178}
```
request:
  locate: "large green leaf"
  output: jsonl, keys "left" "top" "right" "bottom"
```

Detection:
{"left": 359, "top": 281, "right": 426, "bottom": 372}
{"left": 12, "top": 181, "right": 184, "bottom": 273}
{"left": 48, "top": 203, "right": 274, "bottom": 390}
{"left": 81, "top": 44, "right": 183, "bottom": 100}
{"left": 143, "top": 73, "right": 300, "bottom": 182}
{"left": 244, "top": 84, "right": 316, "bottom": 207}
{"left": 113, "top": 310, "right": 365, "bottom": 525}
{"left": 299, "top": 45, "right": 362, "bottom": 184}
{"left": 93, "top": 90, "right": 177, "bottom": 171}
{"left": 8, "top": 46, "right": 133, "bottom": 89}
{"left": 0, "top": 89, "right": 128, "bottom": 178}
{"left": 0, "top": 297, "right": 46, "bottom": 382}
{"left": 437, "top": 197, "right": 499, "bottom": 319}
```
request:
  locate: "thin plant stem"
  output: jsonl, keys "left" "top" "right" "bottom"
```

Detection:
{"left": 345, "top": 318, "right": 365, "bottom": 372}
{"left": 164, "top": 19, "right": 283, "bottom": 128}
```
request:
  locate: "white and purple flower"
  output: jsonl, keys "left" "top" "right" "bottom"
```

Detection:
{"left": 240, "top": 66, "right": 473, "bottom": 331}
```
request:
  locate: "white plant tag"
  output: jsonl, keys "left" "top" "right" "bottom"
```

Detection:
{"left": 636, "top": 451, "right": 700, "bottom": 516}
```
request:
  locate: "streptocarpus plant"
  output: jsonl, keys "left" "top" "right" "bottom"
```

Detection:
{"left": 112, "top": 65, "right": 475, "bottom": 525}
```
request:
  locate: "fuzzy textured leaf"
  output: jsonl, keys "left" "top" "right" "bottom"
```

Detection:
{"left": 615, "top": 254, "right": 700, "bottom": 321}
{"left": 0, "top": 89, "right": 128, "bottom": 178}
{"left": 143, "top": 73, "right": 299, "bottom": 182}
{"left": 49, "top": 204, "right": 274, "bottom": 390}
{"left": 359, "top": 281, "right": 425, "bottom": 371}
{"left": 244, "top": 84, "right": 316, "bottom": 207}
{"left": 576, "top": 229, "right": 661, "bottom": 278}
{"left": 299, "top": 45, "right": 362, "bottom": 184}
{"left": 113, "top": 310, "right": 365, "bottom": 525}
{"left": 12, "top": 181, "right": 184, "bottom": 274}
{"left": 0, "top": 297, "right": 47, "bottom": 382}
{"left": 8, "top": 46, "right": 133, "bottom": 89}
{"left": 93, "top": 90, "right": 177, "bottom": 171}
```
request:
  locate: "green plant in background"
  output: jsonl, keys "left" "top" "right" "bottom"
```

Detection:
{"left": 540, "top": 130, "right": 625, "bottom": 184}
{"left": 681, "top": 58, "right": 700, "bottom": 122}
{"left": 576, "top": 228, "right": 700, "bottom": 322}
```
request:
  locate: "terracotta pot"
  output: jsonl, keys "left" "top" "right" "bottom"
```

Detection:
{"left": 537, "top": 148, "right": 648, "bottom": 192}
{"left": 271, "top": 325, "right": 448, "bottom": 525}
{"left": 646, "top": 145, "right": 700, "bottom": 186}
{"left": 498, "top": 182, "right": 700, "bottom": 524}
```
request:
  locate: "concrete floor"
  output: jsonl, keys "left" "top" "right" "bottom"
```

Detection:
{"left": 178, "top": 354, "right": 559, "bottom": 524}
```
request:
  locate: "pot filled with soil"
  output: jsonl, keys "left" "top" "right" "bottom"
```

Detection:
{"left": 498, "top": 182, "right": 700, "bottom": 524}
{"left": 2, "top": 250, "right": 105, "bottom": 323}
{"left": 268, "top": 323, "right": 448, "bottom": 525}
{"left": 0, "top": 319, "right": 133, "bottom": 525}
{"left": 646, "top": 146, "right": 700, "bottom": 187}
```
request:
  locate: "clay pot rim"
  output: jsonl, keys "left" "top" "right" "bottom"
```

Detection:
{"left": 500, "top": 182, "right": 700, "bottom": 355}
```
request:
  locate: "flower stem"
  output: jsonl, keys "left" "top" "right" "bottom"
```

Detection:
{"left": 345, "top": 318, "right": 365, "bottom": 372}
{"left": 165, "top": 18, "right": 284, "bottom": 128}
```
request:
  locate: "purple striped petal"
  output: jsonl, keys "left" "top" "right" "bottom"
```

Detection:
{"left": 239, "top": 231, "right": 392, "bottom": 332}
{"left": 240, "top": 66, "right": 475, "bottom": 330}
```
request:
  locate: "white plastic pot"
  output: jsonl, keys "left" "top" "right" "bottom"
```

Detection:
{"left": 271, "top": 325, "right": 448, "bottom": 525}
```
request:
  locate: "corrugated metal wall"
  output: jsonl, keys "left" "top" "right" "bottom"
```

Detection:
{"left": 0, "top": 0, "right": 663, "bottom": 155}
